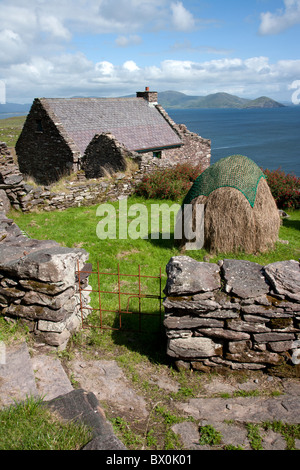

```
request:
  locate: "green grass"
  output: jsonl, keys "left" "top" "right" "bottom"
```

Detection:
{"left": 0, "top": 396, "right": 92, "bottom": 450}
{"left": 199, "top": 424, "right": 223, "bottom": 446}
{"left": 9, "top": 198, "right": 300, "bottom": 269}
{"left": 244, "top": 421, "right": 300, "bottom": 450}
{"left": 262, "top": 421, "right": 300, "bottom": 450}
{"left": 0, "top": 316, "right": 30, "bottom": 344}
{"left": 0, "top": 115, "right": 26, "bottom": 148}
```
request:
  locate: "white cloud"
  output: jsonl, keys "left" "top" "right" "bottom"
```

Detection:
{"left": 0, "top": 0, "right": 213, "bottom": 69}
{"left": 0, "top": 0, "right": 192, "bottom": 38}
{"left": 7, "top": 54, "right": 300, "bottom": 103}
{"left": 39, "top": 15, "right": 71, "bottom": 40}
{"left": 259, "top": 0, "right": 300, "bottom": 34}
{"left": 170, "top": 1, "right": 196, "bottom": 31}
{"left": 0, "top": 1, "right": 297, "bottom": 103}
{"left": 95, "top": 61, "right": 115, "bottom": 77}
{"left": 123, "top": 60, "right": 140, "bottom": 72}
{"left": 115, "top": 35, "right": 143, "bottom": 47}
{"left": 0, "top": 29, "right": 27, "bottom": 65}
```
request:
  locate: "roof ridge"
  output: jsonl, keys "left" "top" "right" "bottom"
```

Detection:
{"left": 40, "top": 96, "right": 140, "bottom": 101}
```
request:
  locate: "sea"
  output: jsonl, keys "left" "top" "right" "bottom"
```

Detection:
{"left": 1, "top": 106, "right": 300, "bottom": 177}
{"left": 166, "top": 107, "right": 300, "bottom": 177}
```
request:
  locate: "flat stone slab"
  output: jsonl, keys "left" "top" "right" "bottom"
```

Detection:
{"left": 31, "top": 353, "right": 73, "bottom": 401}
{"left": 167, "top": 336, "right": 222, "bottom": 359}
{"left": 172, "top": 421, "right": 202, "bottom": 450}
{"left": 69, "top": 357, "right": 148, "bottom": 419}
{"left": 222, "top": 259, "right": 270, "bottom": 298}
{"left": 172, "top": 419, "right": 288, "bottom": 450}
{"left": 0, "top": 341, "right": 38, "bottom": 408}
{"left": 264, "top": 260, "right": 300, "bottom": 300}
{"left": 176, "top": 394, "right": 300, "bottom": 424}
{"left": 1, "top": 246, "right": 88, "bottom": 287}
{"left": 164, "top": 256, "right": 221, "bottom": 296}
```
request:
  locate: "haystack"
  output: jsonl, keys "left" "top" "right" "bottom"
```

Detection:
{"left": 178, "top": 155, "right": 280, "bottom": 254}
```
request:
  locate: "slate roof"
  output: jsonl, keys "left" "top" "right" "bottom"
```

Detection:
{"left": 39, "top": 97, "right": 182, "bottom": 155}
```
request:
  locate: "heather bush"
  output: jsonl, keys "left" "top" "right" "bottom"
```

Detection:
{"left": 264, "top": 168, "right": 300, "bottom": 210}
{"left": 134, "top": 163, "right": 203, "bottom": 200}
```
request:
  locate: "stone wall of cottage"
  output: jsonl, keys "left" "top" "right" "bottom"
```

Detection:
{"left": 154, "top": 105, "right": 211, "bottom": 172}
{"left": 0, "top": 213, "right": 91, "bottom": 349}
{"left": 0, "top": 141, "right": 208, "bottom": 214}
{"left": 163, "top": 256, "right": 300, "bottom": 373}
{"left": 0, "top": 141, "right": 142, "bottom": 213}
{"left": 82, "top": 133, "right": 134, "bottom": 179}
{"left": 15, "top": 99, "right": 81, "bottom": 185}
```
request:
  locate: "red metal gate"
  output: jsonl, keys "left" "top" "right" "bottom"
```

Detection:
{"left": 76, "top": 261, "right": 164, "bottom": 333}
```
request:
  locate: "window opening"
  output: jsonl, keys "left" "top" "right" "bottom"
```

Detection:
{"left": 36, "top": 119, "right": 44, "bottom": 132}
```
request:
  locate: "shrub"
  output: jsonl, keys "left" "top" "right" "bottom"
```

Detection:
{"left": 134, "top": 163, "right": 203, "bottom": 201}
{"left": 263, "top": 168, "right": 300, "bottom": 210}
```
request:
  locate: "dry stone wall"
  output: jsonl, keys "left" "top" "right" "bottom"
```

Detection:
{"left": 163, "top": 256, "right": 300, "bottom": 373}
{"left": 0, "top": 141, "right": 144, "bottom": 213}
{"left": 0, "top": 213, "right": 91, "bottom": 349}
{"left": 1, "top": 135, "right": 210, "bottom": 214}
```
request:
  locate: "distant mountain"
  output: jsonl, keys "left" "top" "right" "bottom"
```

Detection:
{"left": 0, "top": 92, "right": 286, "bottom": 115}
{"left": 157, "top": 91, "right": 285, "bottom": 109}
{"left": 242, "top": 96, "right": 285, "bottom": 109}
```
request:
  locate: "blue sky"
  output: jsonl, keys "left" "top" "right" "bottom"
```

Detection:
{"left": 1, "top": 0, "right": 300, "bottom": 103}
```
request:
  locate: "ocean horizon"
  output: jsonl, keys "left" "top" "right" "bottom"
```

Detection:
{"left": 1, "top": 106, "right": 300, "bottom": 177}
{"left": 167, "top": 107, "right": 300, "bottom": 177}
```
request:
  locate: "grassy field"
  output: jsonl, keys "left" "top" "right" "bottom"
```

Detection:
{"left": 9, "top": 196, "right": 300, "bottom": 268}
{"left": 0, "top": 396, "right": 92, "bottom": 450}
{"left": 0, "top": 115, "right": 26, "bottom": 148}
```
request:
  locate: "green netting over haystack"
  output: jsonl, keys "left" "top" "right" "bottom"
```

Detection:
{"left": 183, "top": 155, "right": 266, "bottom": 208}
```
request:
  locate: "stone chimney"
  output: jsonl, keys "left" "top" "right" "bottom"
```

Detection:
{"left": 136, "top": 87, "right": 158, "bottom": 106}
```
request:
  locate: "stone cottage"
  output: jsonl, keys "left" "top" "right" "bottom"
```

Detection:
{"left": 15, "top": 88, "right": 211, "bottom": 185}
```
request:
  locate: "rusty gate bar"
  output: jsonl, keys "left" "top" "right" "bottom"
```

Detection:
{"left": 96, "top": 261, "right": 101, "bottom": 330}
{"left": 76, "top": 260, "right": 164, "bottom": 333}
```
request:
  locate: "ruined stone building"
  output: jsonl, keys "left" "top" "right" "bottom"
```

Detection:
{"left": 16, "top": 88, "right": 211, "bottom": 185}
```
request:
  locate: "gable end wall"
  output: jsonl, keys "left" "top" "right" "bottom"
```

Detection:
{"left": 154, "top": 105, "right": 211, "bottom": 170}
{"left": 16, "top": 99, "right": 81, "bottom": 185}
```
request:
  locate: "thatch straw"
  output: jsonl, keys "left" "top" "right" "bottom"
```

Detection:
{"left": 179, "top": 177, "right": 280, "bottom": 254}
